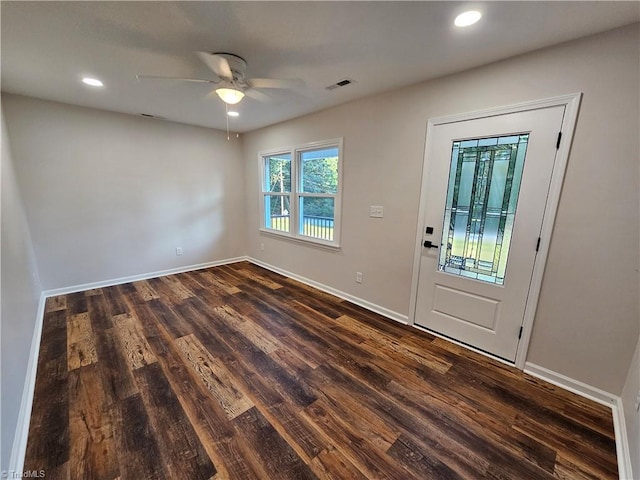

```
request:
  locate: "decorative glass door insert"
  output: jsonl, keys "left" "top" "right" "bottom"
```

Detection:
{"left": 439, "top": 134, "right": 529, "bottom": 285}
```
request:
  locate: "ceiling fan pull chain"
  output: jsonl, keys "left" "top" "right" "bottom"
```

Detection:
{"left": 226, "top": 103, "right": 230, "bottom": 141}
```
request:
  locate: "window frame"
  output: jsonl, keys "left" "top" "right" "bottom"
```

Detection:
{"left": 259, "top": 138, "right": 343, "bottom": 249}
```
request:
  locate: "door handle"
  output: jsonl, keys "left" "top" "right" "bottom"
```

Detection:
{"left": 423, "top": 240, "right": 438, "bottom": 249}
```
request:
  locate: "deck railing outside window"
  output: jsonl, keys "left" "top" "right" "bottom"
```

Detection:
{"left": 269, "top": 214, "right": 334, "bottom": 241}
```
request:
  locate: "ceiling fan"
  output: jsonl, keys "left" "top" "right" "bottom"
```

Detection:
{"left": 136, "top": 52, "right": 303, "bottom": 105}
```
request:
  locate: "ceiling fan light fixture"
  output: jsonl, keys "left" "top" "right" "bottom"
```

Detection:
{"left": 216, "top": 87, "right": 245, "bottom": 105}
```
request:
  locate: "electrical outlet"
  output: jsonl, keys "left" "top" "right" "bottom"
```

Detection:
{"left": 369, "top": 205, "right": 384, "bottom": 218}
{"left": 356, "top": 272, "right": 363, "bottom": 283}
{"left": 260, "top": 243, "right": 265, "bottom": 251}
{"left": 176, "top": 247, "right": 183, "bottom": 256}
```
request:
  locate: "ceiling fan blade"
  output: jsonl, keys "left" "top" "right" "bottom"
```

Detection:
{"left": 136, "top": 74, "right": 218, "bottom": 84}
{"left": 197, "top": 52, "right": 233, "bottom": 80}
{"left": 244, "top": 88, "right": 272, "bottom": 102}
{"left": 246, "top": 78, "right": 304, "bottom": 89}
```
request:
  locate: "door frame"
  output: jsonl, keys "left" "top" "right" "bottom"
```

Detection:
{"left": 409, "top": 93, "right": 582, "bottom": 369}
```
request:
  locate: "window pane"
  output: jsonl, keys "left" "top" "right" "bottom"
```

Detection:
{"left": 439, "top": 134, "right": 529, "bottom": 285}
{"left": 299, "top": 197, "right": 334, "bottom": 241}
{"left": 264, "top": 154, "right": 291, "bottom": 193}
{"left": 300, "top": 148, "right": 338, "bottom": 194}
{"left": 264, "top": 194, "right": 290, "bottom": 232}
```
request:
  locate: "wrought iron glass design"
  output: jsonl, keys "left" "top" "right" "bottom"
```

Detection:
{"left": 439, "top": 134, "right": 529, "bottom": 285}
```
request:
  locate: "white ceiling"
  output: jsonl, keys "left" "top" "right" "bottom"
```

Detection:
{"left": 2, "top": 1, "right": 639, "bottom": 133}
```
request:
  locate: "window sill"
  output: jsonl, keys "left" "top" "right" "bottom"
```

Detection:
{"left": 259, "top": 228, "right": 342, "bottom": 252}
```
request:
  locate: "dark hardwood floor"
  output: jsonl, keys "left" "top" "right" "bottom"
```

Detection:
{"left": 25, "top": 261, "right": 618, "bottom": 479}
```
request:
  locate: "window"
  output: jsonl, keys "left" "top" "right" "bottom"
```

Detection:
{"left": 260, "top": 139, "right": 342, "bottom": 247}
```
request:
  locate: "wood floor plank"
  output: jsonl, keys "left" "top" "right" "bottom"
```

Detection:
{"left": 384, "top": 379, "right": 558, "bottom": 479}
{"left": 309, "top": 445, "right": 368, "bottom": 480}
{"left": 124, "top": 295, "right": 263, "bottom": 480}
{"left": 132, "top": 279, "right": 160, "bottom": 301}
{"left": 213, "top": 305, "right": 281, "bottom": 354}
{"left": 26, "top": 262, "right": 619, "bottom": 480}
{"left": 203, "top": 266, "right": 245, "bottom": 291}
{"left": 102, "top": 285, "right": 128, "bottom": 317}
{"left": 24, "top": 309, "right": 69, "bottom": 472}
{"left": 228, "top": 265, "right": 283, "bottom": 290}
{"left": 113, "top": 394, "right": 168, "bottom": 479}
{"left": 513, "top": 412, "right": 618, "bottom": 479}
{"left": 171, "top": 300, "right": 328, "bottom": 464}
{"left": 561, "top": 399, "right": 616, "bottom": 439}
{"left": 195, "top": 269, "right": 242, "bottom": 295}
{"left": 84, "top": 288, "right": 104, "bottom": 296}
{"left": 226, "top": 295, "right": 325, "bottom": 370}
{"left": 159, "top": 273, "right": 195, "bottom": 300}
{"left": 134, "top": 362, "right": 217, "bottom": 479}
{"left": 258, "top": 401, "right": 326, "bottom": 463}
{"left": 112, "top": 312, "right": 158, "bottom": 370}
{"left": 386, "top": 433, "right": 465, "bottom": 480}
{"left": 86, "top": 293, "right": 113, "bottom": 333}
{"left": 177, "top": 302, "right": 327, "bottom": 467}
{"left": 67, "top": 291, "right": 88, "bottom": 315}
{"left": 68, "top": 363, "right": 119, "bottom": 479}
{"left": 180, "top": 297, "right": 318, "bottom": 409}
{"left": 144, "top": 297, "right": 194, "bottom": 339}
{"left": 269, "top": 347, "right": 317, "bottom": 379}
{"left": 553, "top": 454, "right": 608, "bottom": 480}
{"left": 336, "top": 314, "right": 452, "bottom": 374}
{"left": 96, "top": 326, "right": 140, "bottom": 401}
{"left": 231, "top": 407, "right": 318, "bottom": 480}
{"left": 174, "top": 387, "right": 263, "bottom": 480}
{"left": 308, "top": 363, "right": 492, "bottom": 479}
{"left": 302, "top": 397, "right": 412, "bottom": 479}
{"left": 230, "top": 289, "right": 391, "bottom": 389}
{"left": 175, "top": 333, "right": 254, "bottom": 420}
{"left": 67, "top": 312, "right": 98, "bottom": 371}
{"left": 178, "top": 271, "right": 228, "bottom": 305}
{"left": 45, "top": 294, "right": 67, "bottom": 312}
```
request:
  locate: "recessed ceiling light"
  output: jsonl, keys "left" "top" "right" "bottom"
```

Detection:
{"left": 454, "top": 10, "right": 482, "bottom": 27}
{"left": 82, "top": 77, "right": 104, "bottom": 87}
{"left": 227, "top": 111, "right": 240, "bottom": 117}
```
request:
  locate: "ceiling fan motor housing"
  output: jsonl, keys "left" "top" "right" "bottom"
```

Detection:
{"left": 212, "top": 52, "right": 248, "bottom": 80}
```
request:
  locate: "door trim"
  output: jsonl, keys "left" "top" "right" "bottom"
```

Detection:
{"left": 409, "top": 93, "right": 582, "bottom": 369}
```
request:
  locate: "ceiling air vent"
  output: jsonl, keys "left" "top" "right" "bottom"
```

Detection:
{"left": 326, "top": 78, "right": 355, "bottom": 91}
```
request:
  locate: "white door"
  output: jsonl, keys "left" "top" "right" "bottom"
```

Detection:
{"left": 414, "top": 105, "right": 565, "bottom": 361}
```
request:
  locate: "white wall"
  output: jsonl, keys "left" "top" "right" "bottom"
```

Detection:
{"left": 2, "top": 95, "right": 247, "bottom": 290}
{"left": 621, "top": 336, "right": 640, "bottom": 478}
{"left": 243, "top": 24, "right": 640, "bottom": 395}
{"left": 1, "top": 104, "right": 42, "bottom": 470}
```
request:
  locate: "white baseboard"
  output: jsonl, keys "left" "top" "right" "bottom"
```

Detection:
{"left": 612, "top": 398, "right": 634, "bottom": 480}
{"left": 8, "top": 293, "right": 47, "bottom": 476}
{"left": 524, "top": 362, "right": 617, "bottom": 407}
{"left": 42, "top": 256, "right": 248, "bottom": 298}
{"left": 524, "top": 362, "right": 632, "bottom": 480}
{"left": 248, "top": 257, "right": 409, "bottom": 325}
